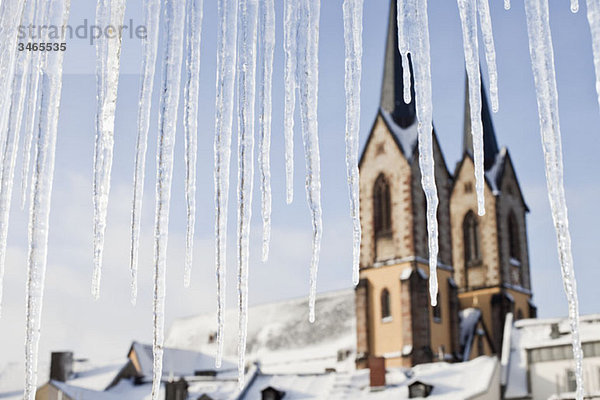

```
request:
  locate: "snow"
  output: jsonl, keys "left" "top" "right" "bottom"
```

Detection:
{"left": 151, "top": 0, "right": 187, "bottom": 398}
{"left": 459, "top": 308, "right": 481, "bottom": 361}
{"left": 379, "top": 109, "right": 418, "bottom": 161}
{"left": 129, "top": 0, "right": 161, "bottom": 304}
{"left": 524, "top": 0, "right": 584, "bottom": 397}
{"left": 343, "top": 0, "right": 364, "bottom": 285}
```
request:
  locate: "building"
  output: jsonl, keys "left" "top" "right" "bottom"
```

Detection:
{"left": 355, "top": 0, "right": 535, "bottom": 369}
{"left": 503, "top": 313, "right": 600, "bottom": 399}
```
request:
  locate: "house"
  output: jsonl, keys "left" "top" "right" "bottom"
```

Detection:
{"left": 503, "top": 313, "right": 600, "bottom": 399}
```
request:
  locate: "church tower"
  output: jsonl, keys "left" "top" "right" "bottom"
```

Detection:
{"left": 354, "top": 0, "right": 459, "bottom": 369}
{"left": 354, "top": 0, "right": 536, "bottom": 368}
{"left": 451, "top": 79, "right": 536, "bottom": 354}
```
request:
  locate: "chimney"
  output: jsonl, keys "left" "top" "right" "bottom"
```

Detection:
{"left": 368, "top": 356, "right": 386, "bottom": 388}
{"left": 50, "top": 352, "right": 73, "bottom": 382}
{"left": 550, "top": 323, "right": 560, "bottom": 340}
{"left": 165, "top": 378, "right": 188, "bottom": 400}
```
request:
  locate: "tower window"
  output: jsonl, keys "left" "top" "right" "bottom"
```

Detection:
{"left": 381, "top": 288, "right": 391, "bottom": 321}
{"left": 463, "top": 211, "right": 481, "bottom": 266}
{"left": 373, "top": 174, "right": 392, "bottom": 237}
{"left": 432, "top": 292, "right": 441, "bottom": 322}
{"left": 508, "top": 211, "right": 521, "bottom": 264}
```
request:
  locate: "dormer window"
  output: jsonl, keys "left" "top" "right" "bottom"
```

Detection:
{"left": 373, "top": 174, "right": 392, "bottom": 237}
{"left": 463, "top": 211, "right": 481, "bottom": 267}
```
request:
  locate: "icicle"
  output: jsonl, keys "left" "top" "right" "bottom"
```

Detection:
{"left": 504, "top": 0, "right": 511, "bottom": 10}
{"left": 523, "top": 0, "right": 584, "bottom": 399}
{"left": 21, "top": 0, "right": 47, "bottom": 211}
{"left": 457, "top": 0, "right": 486, "bottom": 217}
{"left": 572, "top": 0, "right": 579, "bottom": 12}
{"left": 129, "top": 0, "right": 161, "bottom": 305}
{"left": 397, "top": 0, "right": 412, "bottom": 104}
{"left": 24, "top": 1, "right": 70, "bottom": 398}
{"left": 151, "top": 0, "right": 186, "bottom": 397}
{"left": 297, "top": 0, "right": 323, "bottom": 323}
{"left": 258, "top": 0, "right": 275, "bottom": 262}
{"left": 283, "top": 0, "right": 298, "bottom": 204}
{"left": 0, "top": 0, "right": 34, "bottom": 318}
{"left": 182, "top": 0, "right": 204, "bottom": 288}
{"left": 342, "top": 0, "right": 363, "bottom": 285}
{"left": 477, "top": 0, "right": 499, "bottom": 113}
{"left": 92, "top": 0, "right": 127, "bottom": 299}
{"left": 213, "top": 0, "right": 238, "bottom": 368}
{"left": 236, "top": 0, "right": 258, "bottom": 387}
{"left": 585, "top": 0, "right": 600, "bottom": 111}
{"left": 400, "top": 0, "right": 440, "bottom": 306}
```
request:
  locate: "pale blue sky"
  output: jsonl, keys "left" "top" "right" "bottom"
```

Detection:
{"left": 0, "top": 0, "right": 598, "bottom": 369}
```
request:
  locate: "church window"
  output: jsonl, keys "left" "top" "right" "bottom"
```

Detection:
{"left": 463, "top": 211, "right": 481, "bottom": 266}
{"left": 508, "top": 211, "right": 521, "bottom": 264}
{"left": 432, "top": 292, "right": 441, "bottom": 322}
{"left": 374, "top": 174, "right": 392, "bottom": 237}
{"left": 516, "top": 309, "right": 524, "bottom": 321}
{"left": 381, "top": 288, "right": 391, "bottom": 320}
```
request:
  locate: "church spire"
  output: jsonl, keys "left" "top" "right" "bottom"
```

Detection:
{"left": 463, "top": 73, "right": 499, "bottom": 170}
{"left": 380, "top": 0, "right": 415, "bottom": 128}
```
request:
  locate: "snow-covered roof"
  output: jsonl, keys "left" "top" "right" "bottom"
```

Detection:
{"left": 504, "top": 314, "right": 600, "bottom": 399}
{"left": 166, "top": 289, "right": 356, "bottom": 374}
{"left": 379, "top": 109, "right": 418, "bottom": 161}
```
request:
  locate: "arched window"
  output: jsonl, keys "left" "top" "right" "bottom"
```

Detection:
{"left": 373, "top": 174, "right": 392, "bottom": 237}
{"left": 381, "top": 288, "right": 391, "bottom": 320}
{"left": 508, "top": 212, "right": 521, "bottom": 263}
{"left": 463, "top": 211, "right": 481, "bottom": 266}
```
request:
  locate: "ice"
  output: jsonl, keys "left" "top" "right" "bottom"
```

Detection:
{"left": 236, "top": 0, "right": 258, "bottom": 386}
{"left": 572, "top": 0, "right": 580, "bottom": 13}
{"left": 505, "top": 0, "right": 511, "bottom": 10}
{"left": 0, "top": 0, "right": 31, "bottom": 317}
{"left": 129, "top": 0, "right": 161, "bottom": 305}
{"left": 342, "top": 0, "right": 363, "bottom": 285}
{"left": 151, "top": 0, "right": 186, "bottom": 398}
{"left": 92, "top": 0, "right": 127, "bottom": 299}
{"left": 258, "top": 0, "right": 275, "bottom": 262}
{"left": 213, "top": 0, "right": 238, "bottom": 368}
{"left": 20, "top": 0, "right": 47, "bottom": 211}
{"left": 456, "top": 0, "right": 486, "bottom": 217}
{"left": 297, "top": 0, "right": 323, "bottom": 322}
{"left": 283, "top": 0, "right": 298, "bottom": 204}
{"left": 24, "top": 1, "right": 71, "bottom": 398}
{"left": 524, "top": 0, "right": 584, "bottom": 398}
{"left": 398, "top": 0, "right": 440, "bottom": 306}
{"left": 477, "top": 0, "right": 499, "bottom": 113}
{"left": 183, "top": 0, "right": 204, "bottom": 287}
{"left": 585, "top": 0, "right": 600, "bottom": 111}
{"left": 396, "top": 0, "right": 412, "bottom": 104}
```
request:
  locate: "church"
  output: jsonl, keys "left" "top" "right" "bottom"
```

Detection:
{"left": 354, "top": 0, "right": 536, "bottom": 369}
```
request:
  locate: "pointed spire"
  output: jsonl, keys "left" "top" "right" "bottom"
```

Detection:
{"left": 380, "top": 0, "right": 415, "bottom": 128}
{"left": 463, "top": 73, "right": 499, "bottom": 170}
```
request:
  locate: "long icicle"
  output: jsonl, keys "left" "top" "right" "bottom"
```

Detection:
{"left": 477, "top": 0, "right": 499, "bottom": 113}
{"left": 151, "top": 0, "right": 186, "bottom": 397}
{"left": 236, "top": 0, "right": 258, "bottom": 386}
{"left": 0, "top": 0, "right": 34, "bottom": 318}
{"left": 258, "top": 0, "right": 275, "bottom": 262}
{"left": 342, "top": 0, "right": 363, "bottom": 285}
{"left": 92, "top": 0, "right": 127, "bottom": 299}
{"left": 183, "top": 0, "right": 204, "bottom": 288}
{"left": 297, "top": 0, "right": 323, "bottom": 323}
{"left": 457, "top": 0, "right": 486, "bottom": 217}
{"left": 524, "top": 0, "right": 584, "bottom": 398}
{"left": 403, "top": 0, "right": 440, "bottom": 306}
{"left": 129, "top": 0, "right": 161, "bottom": 305}
{"left": 585, "top": 0, "right": 600, "bottom": 111}
{"left": 20, "top": 0, "right": 46, "bottom": 210}
{"left": 283, "top": 0, "right": 298, "bottom": 204}
{"left": 213, "top": 0, "right": 238, "bottom": 368}
{"left": 24, "top": 2, "right": 70, "bottom": 398}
